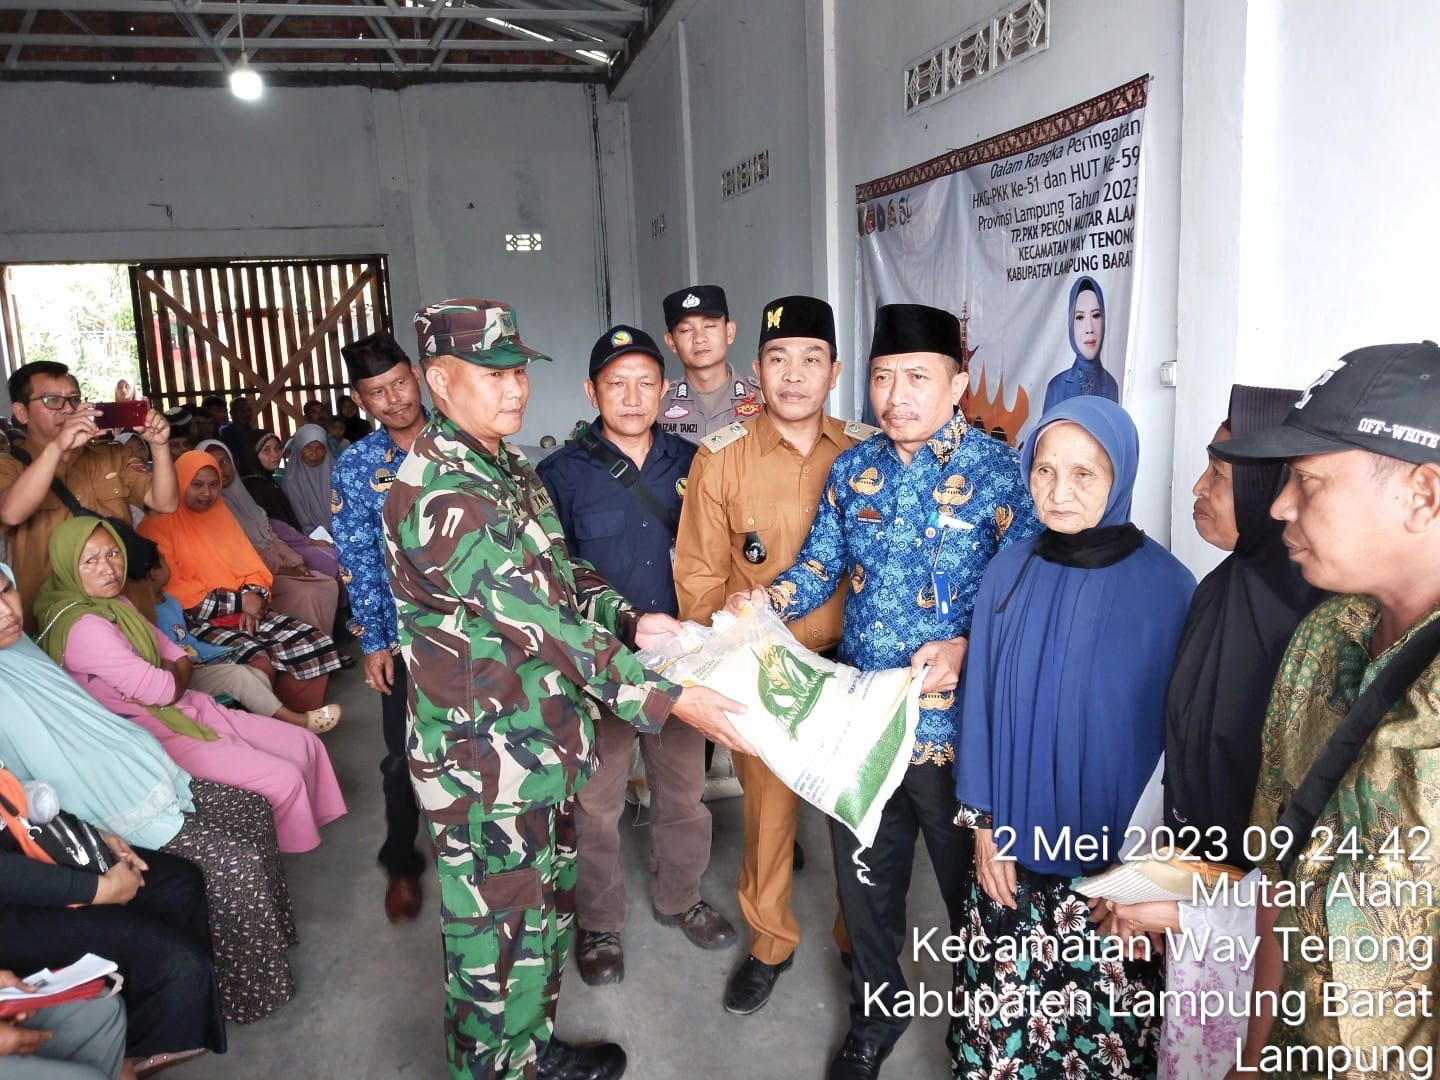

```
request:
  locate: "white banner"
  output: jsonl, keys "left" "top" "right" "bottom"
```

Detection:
{"left": 855, "top": 77, "right": 1149, "bottom": 445}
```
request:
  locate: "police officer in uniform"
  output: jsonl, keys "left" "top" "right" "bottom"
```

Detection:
{"left": 383, "top": 298, "right": 750, "bottom": 1080}
{"left": 657, "top": 284, "right": 760, "bottom": 444}
{"left": 674, "top": 295, "right": 877, "bottom": 1016}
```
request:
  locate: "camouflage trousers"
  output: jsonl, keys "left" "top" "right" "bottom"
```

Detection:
{"left": 430, "top": 800, "right": 578, "bottom": 1080}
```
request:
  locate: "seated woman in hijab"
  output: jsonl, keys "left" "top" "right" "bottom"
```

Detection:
{"left": 194, "top": 439, "right": 339, "bottom": 634}
{"left": 36, "top": 517, "right": 347, "bottom": 855}
{"left": 0, "top": 765, "right": 224, "bottom": 1075}
{"left": 281, "top": 424, "right": 337, "bottom": 539}
{"left": 238, "top": 430, "right": 297, "bottom": 527}
{"left": 1101, "top": 385, "right": 1324, "bottom": 1078}
{"left": 235, "top": 430, "right": 341, "bottom": 585}
{"left": 951, "top": 397, "right": 1195, "bottom": 1080}
{"left": 137, "top": 451, "right": 347, "bottom": 712}
{"left": 0, "top": 564, "right": 300, "bottom": 1025}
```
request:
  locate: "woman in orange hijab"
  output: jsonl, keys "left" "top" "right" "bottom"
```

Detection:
{"left": 138, "top": 451, "right": 342, "bottom": 712}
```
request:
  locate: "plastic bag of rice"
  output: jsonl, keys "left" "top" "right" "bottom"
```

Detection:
{"left": 637, "top": 604, "right": 920, "bottom": 846}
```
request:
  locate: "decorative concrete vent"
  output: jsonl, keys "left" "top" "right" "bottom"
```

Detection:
{"left": 721, "top": 148, "right": 770, "bottom": 201}
{"left": 504, "top": 233, "right": 543, "bottom": 252}
{"left": 905, "top": 0, "right": 1049, "bottom": 113}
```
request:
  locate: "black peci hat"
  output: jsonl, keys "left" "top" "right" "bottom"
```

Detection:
{"left": 757, "top": 296, "right": 836, "bottom": 354}
{"left": 342, "top": 331, "right": 411, "bottom": 387}
{"left": 868, "top": 304, "right": 962, "bottom": 363}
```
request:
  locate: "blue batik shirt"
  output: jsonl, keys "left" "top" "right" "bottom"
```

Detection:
{"left": 331, "top": 418, "right": 421, "bottom": 652}
{"left": 768, "top": 415, "right": 1041, "bottom": 765}
{"left": 536, "top": 421, "right": 697, "bottom": 616}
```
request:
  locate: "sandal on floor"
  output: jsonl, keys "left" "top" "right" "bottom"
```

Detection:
{"left": 135, "top": 1049, "right": 208, "bottom": 1078}
{"left": 305, "top": 704, "right": 342, "bottom": 734}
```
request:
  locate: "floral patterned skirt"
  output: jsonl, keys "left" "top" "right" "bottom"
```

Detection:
{"left": 162, "top": 779, "right": 298, "bottom": 1023}
{"left": 948, "top": 864, "right": 1161, "bottom": 1079}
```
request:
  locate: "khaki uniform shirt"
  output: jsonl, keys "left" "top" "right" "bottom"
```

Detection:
{"left": 657, "top": 364, "right": 760, "bottom": 444}
{"left": 674, "top": 410, "right": 868, "bottom": 651}
{"left": 0, "top": 443, "right": 152, "bottom": 627}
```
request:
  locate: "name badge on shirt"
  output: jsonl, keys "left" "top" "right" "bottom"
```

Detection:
{"left": 931, "top": 569, "right": 952, "bottom": 618}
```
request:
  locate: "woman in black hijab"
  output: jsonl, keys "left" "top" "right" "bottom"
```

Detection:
{"left": 1110, "top": 384, "right": 1326, "bottom": 1077}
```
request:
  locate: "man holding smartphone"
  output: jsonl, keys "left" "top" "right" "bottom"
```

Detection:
{"left": 0, "top": 360, "right": 177, "bottom": 625}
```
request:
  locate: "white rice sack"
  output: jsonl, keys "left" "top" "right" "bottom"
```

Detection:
{"left": 638, "top": 605, "right": 920, "bottom": 847}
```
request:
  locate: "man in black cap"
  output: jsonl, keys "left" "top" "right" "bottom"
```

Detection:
{"left": 676, "top": 294, "right": 875, "bottom": 1016}
{"left": 738, "top": 303, "right": 1041, "bottom": 1078}
{"left": 536, "top": 324, "right": 735, "bottom": 988}
{"left": 657, "top": 284, "right": 760, "bottom": 443}
{"left": 330, "top": 329, "right": 430, "bottom": 923}
{"left": 1213, "top": 342, "right": 1440, "bottom": 1074}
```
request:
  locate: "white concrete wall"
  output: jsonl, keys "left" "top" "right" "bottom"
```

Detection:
{"left": 617, "top": 0, "right": 816, "bottom": 368}
{"left": 0, "top": 80, "right": 634, "bottom": 443}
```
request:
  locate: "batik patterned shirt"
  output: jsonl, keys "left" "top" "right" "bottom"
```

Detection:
{"left": 382, "top": 411, "right": 679, "bottom": 838}
{"left": 1250, "top": 595, "right": 1440, "bottom": 1073}
{"left": 767, "top": 416, "right": 1040, "bottom": 765}
{"left": 331, "top": 420, "right": 417, "bottom": 653}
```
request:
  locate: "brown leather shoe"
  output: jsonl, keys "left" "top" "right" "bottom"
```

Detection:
{"left": 385, "top": 875, "right": 421, "bottom": 923}
{"left": 576, "top": 929, "right": 625, "bottom": 986}
{"left": 652, "top": 900, "right": 737, "bottom": 950}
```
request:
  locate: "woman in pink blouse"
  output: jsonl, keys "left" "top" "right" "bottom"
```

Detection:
{"left": 34, "top": 518, "right": 346, "bottom": 853}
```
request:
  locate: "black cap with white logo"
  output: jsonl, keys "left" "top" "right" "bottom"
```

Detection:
{"left": 662, "top": 285, "right": 729, "bottom": 330}
{"left": 1214, "top": 341, "right": 1440, "bottom": 466}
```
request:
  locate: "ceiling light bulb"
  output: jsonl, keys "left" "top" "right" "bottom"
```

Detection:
{"left": 229, "top": 58, "right": 263, "bottom": 101}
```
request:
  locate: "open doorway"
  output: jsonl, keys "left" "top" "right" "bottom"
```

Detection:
{"left": 1, "top": 263, "right": 141, "bottom": 406}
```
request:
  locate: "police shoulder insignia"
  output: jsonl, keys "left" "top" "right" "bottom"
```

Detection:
{"left": 702, "top": 422, "right": 749, "bottom": 454}
{"left": 843, "top": 420, "right": 882, "bottom": 441}
{"left": 675, "top": 476, "right": 687, "bottom": 498}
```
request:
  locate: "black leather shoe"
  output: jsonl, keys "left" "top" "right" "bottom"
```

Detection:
{"left": 537, "top": 1037, "right": 627, "bottom": 1080}
{"left": 723, "top": 953, "right": 793, "bottom": 1015}
{"left": 575, "top": 929, "right": 624, "bottom": 986}
{"left": 827, "top": 1034, "right": 887, "bottom": 1080}
{"left": 652, "top": 900, "right": 737, "bottom": 949}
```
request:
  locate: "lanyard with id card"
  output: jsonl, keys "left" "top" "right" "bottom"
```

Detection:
{"left": 927, "top": 510, "right": 970, "bottom": 619}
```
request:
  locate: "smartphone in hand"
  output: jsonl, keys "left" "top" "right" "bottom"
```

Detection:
{"left": 94, "top": 399, "right": 149, "bottom": 430}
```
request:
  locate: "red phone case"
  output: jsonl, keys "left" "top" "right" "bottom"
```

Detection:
{"left": 95, "top": 399, "right": 149, "bottom": 430}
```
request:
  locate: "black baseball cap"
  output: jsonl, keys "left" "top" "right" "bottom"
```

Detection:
{"left": 1214, "top": 342, "right": 1440, "bottom": 467}
{"left": 662, "top": 285, "right": 729, "bottom": 330}
{"left": 588, "top": 325, "right": 665, "bottom": 379}
{"left": 757, "top": 296, "right": 836, "bottom": 354}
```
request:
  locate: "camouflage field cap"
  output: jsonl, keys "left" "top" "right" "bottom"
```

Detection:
{"left": 413, "top": 299, "right": 552, "bottom": 369}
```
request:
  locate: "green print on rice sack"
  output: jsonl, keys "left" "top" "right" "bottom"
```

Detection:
{"left": 833, "top": 694, "right": 910, "bottom": 830}
{"left": 754, "top": 641, "right": 832, "bottom": 738}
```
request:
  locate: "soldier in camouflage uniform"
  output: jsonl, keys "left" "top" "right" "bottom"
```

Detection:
{"left": 382, "top": 298, "right": 750, "bottom": 1080}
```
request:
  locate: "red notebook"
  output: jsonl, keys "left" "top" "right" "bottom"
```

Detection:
{"left": 0, "top": 977, "right": 108, "bottom": 1019}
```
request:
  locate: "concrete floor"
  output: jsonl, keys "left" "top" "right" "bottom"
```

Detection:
{"left": 194, "top": 660, "right": 955, "bottom": 1080}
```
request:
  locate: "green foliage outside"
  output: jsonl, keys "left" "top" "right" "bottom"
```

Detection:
{"left": 7, "top": 264, "right": 141, "bottom": 403}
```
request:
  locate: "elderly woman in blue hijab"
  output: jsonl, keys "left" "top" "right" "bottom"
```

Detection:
{"left": 1042, "top": 276, "right": 1120, "bottom": 411}
{"left": 950, "top": 397, "right": 1194, "bottom": 1079}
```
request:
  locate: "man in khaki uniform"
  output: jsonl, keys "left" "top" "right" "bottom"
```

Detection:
{"left": 674, "top": 294, "right": 875, "bottom": 1015}
{"left": 0, "top": 360, "right": 176, "bottom": 627}
{"left": 657, "top": 284, "right": 760, "bottom": 444}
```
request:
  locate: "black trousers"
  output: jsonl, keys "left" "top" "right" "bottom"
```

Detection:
{"left": 378, "top": 652, "right": 425, "bottom": 879}
{"left": 0, "top": 848, "right": 226, "bottom": 1057}
{"left": 829, "top": 763, "right": 973, "bottom": 1053}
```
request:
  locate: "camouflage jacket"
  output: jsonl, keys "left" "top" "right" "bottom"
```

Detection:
{"left": 382, "top": 411, "right": 679, "bottom": 828}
